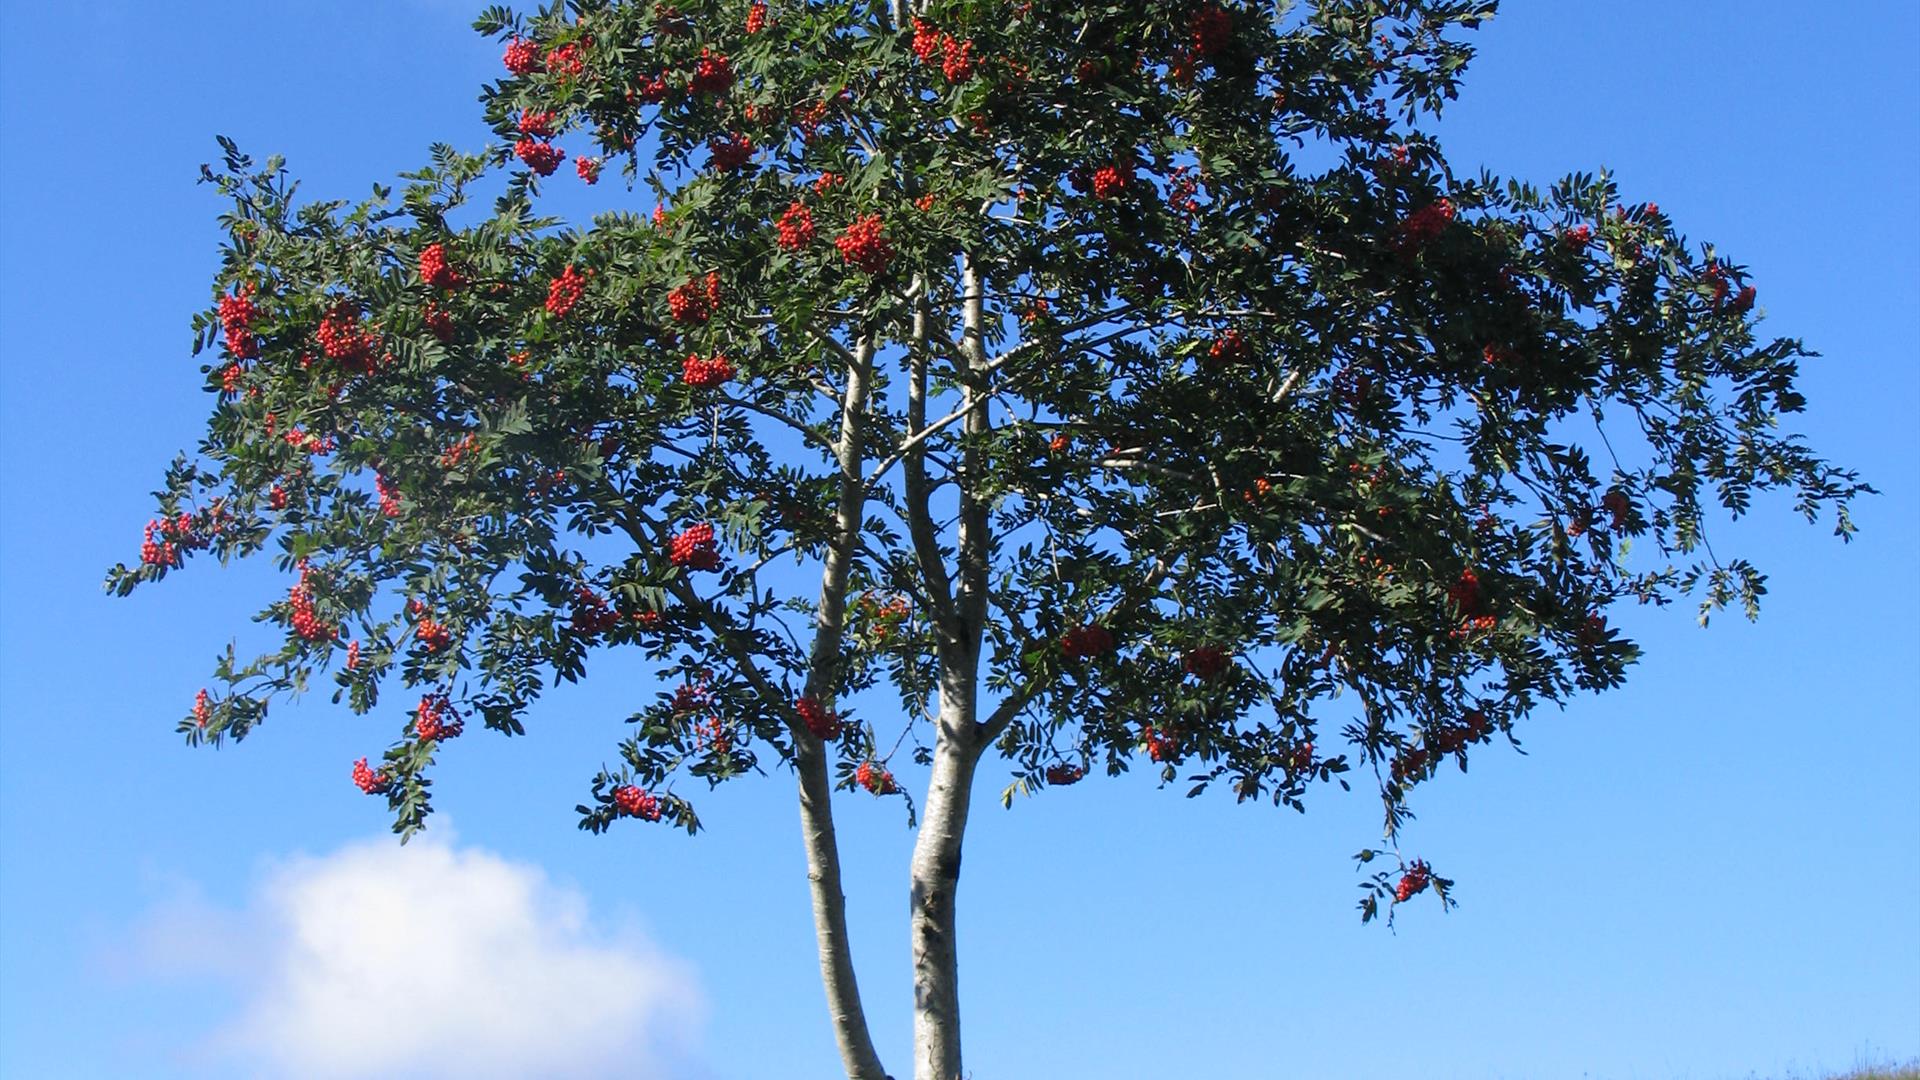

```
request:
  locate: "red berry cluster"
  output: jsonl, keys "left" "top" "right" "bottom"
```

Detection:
{"left": 545, "top": 41, "right": 585, "bottom": 79}
{"left": 268, "top": 483, "right": 288, "bottom": 510}
{"left": 193, "top": 689, "right": 212, "bottom": 729}
{"left": 682, "top": 353, "right": 735, "bottom": 389}
{"left": 855, "top": 592, "right": 912, "bottom": 642}
{"left": 1601, "top": 490, "right": 1631, "bottom": 530}
{"left": 288, "top": 562, "right": 334, "bottom": 642}
{"left": 1432, "top": 708, "right": 1493, "bottom": 754}
{"left": 1090, "top": 164, "right": 1128, "bottom": 200}
{"left": 1291, "top": 740, "right": 1315, "bottom": 773}
{"left": 1394, "top": 860, "right": 1432, "bottom": 903}
{"left": 1398, "top": 197, "right": 1456, "bottom": 249}
{"left": 689, "top": 48, "right": 734, "bottom": 95}
{"left": 317, "top": 304, "right": 380, "bottom": 371}
{"left": 352, "top": 757, "right": 392, "bottom": 794}
{"left": 1182, "top": 644, "right": 1230, "bottom": 681}
{"left": 415, "top": 695, "right": 464, "bottom": 742}
{"left": 670, "top": 682, "right": 710, "bottom": 714}
{"left": 697, "top": 715, "right": 733, "bottom": 755}
{"left": 1189, "top": 4, "right": 1233, "bottom": 57}
{"left": 517, "top": 109, "right": 556, "bottom": 137}
{"left": 910, "top": 19, "right": 976, "bottom": 82}
{"left": 1448, "top": 568, "right": 1481, "bottom": 614}
{"left": 376, "top": 472, "right": 402, "bottom": 517}
{"left": 795, "top": 695, "right": 842, "bottom": 739}
{"left": 546, "top": 264, "right": 586, "bottom": 318}
{"left": 669, "top": 522, "right": 721, "bottom": 571}
{"left": 515, "top": 137, "right": 566, "bottom": 175}
{"left": 708, "top": 133, "right": 754, "bottom": 171}
{"left": 613, "top": 784, "right": 663, "bottom": 820}
{"left": 835, "top": 214, "right": 893, "bottom": 273}
{"left": 1206, "top": 329, "right": 1248, "bottom": 365}
{"left": 776, "top": 201, "right": 815, "bottom": 250}
{"left": 1045, "top": 763, "right": 1085, "bottom": 786}
{"left": 502, "top": 37, "right": 542, "bottom": 75}
{"left": 1168, "top": 166, "right": 1203, "bottom": 216}
{"left": 140, "top": 514, "right": 200, "bottom": 567}
{"left": 418, "top": 243, "right": 464, "bottom": 290}
{"left": 1563, "top": 223, "right": 1593, "bottom": 248}
{"left": 346, "top": 639, "right": 361, "bottom": 670}
{"left": 666, "top": 276, "right": 718, "bottom": 323}
{"left": 576, "top": 156, "right": 602, "bottom": 184}
{"left": 282, "top": 426, "right": 336, "bottom": 456}
{"left": 218, "top": 285, "right": 260, "bottom": 360}
{"left": 812, "top": 172, "right": 842, "bottom": 195}
{"left": 855, "top": 760, "right": 898, "bottom": 795}
{"left": 1142, "top": 723, "right": 1178, "bottom": 763}
{"left": 1060, "top": 624, "right": 1115, "bottom": 660}
{"left": 438, "top": 433, "right": 478, "bottom": 469}
{"left": 745, "top": 2, "right": 768, "bottom": 33}
{"left": 1391, "top": 745, "right": 1429, "bottom": 785}
{"left": 413, "top": 611, "right": 452, "bottom": 653}
{"left": 910, "top": 18, "right": 942, "bottom": 62}
{"left": 423, "top": 302, "right": 455, "bottom": 342}
{"left": 570, "top": 586, "right": 621, "bottom": 635}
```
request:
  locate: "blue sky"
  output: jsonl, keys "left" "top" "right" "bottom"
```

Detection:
{"left": 2, "top": 2, "right": 1916, "bottom": 1078}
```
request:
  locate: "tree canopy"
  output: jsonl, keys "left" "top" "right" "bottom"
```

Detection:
{"left": 111, "top": 1, "right": 1867, "bottom": 1074}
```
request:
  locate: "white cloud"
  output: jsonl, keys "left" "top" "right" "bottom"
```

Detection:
{"left": 135, "top": 835, "right": 704, "bottom": 1079}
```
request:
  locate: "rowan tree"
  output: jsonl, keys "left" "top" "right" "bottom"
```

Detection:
{"left": 110, "top": 1, "right": 1868, "bottom": 1077}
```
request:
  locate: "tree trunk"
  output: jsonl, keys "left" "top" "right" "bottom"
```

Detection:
{"left": 797, "top": 736, "right": 890, "bottom": 1079}
{"left": 909, "top": 677, "right": 984, "bottom": 1080}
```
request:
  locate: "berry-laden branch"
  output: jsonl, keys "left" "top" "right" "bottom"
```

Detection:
{"left": 114, "top": 3, "right": 1869, "bottom": 1078}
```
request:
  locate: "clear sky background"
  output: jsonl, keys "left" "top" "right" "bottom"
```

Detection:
{"left": 1, "top": 3, "right": 1915, "bottom": 1078}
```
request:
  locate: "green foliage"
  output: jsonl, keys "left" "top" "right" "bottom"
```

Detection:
{"left": 112, "top": 0, "right": 1865, "bottom": 911}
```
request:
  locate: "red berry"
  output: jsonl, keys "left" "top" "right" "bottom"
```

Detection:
{"left": 745, "top": 3, "right": 768, "bottom": 33}
{"left": 1090, "top": 164, "right": 1128, "bottom": 200}
{"left": 418, "top": 243, "right": 464, "bottom": 290}
{"left": 855, "top": 760, "right": 897, "bottom": 795}
{"left": 1182, "top": 644, "right": 1230, "bottom": 681}
{"left": 502, "top": 37, "right": 542, "bottom": 75}
{"left": 689, "top": 48, "right": 734, "bottom": 95}
{"left": 1059, "top": 624, "right": 1115, "bottom": 660}
{"left": 415, "top": 695, "right": 463, "bottom": 742}
{"left": 666, "top": 279, "right": 713, "bottom": 324}
{"left": 544, "top": 41, "right": 585, "bottom": 79}
{"left": 795, "top": 694, "right": 841, "bottom": 739}
{"left": 668, "top": 522, "right": 721, "bottom": 571}
{"left": 775, "top": 201, "right": 815, "bottom": 250}
{"left": 834, "top": 214, "right": 893, "bottom": 274}
{"left": 1394, "top": 860, "right": 1432, "bottom": 903}
{"left": 546, "top": 265, "right": 586, "bottom": 318}
{"left": 514, "top": 137, "right": 566, "bottom": 176}
{"left": 1397, "top": 198, "right": 1455, "bottom": 249}
{"left": 1189, "top": 4, "right": 1233, "bottom": 57}
{"left": 576, "top": 156, "right": 602, "bottom": 184}
{"left": 613, "top": 784, "right": 662, "bottom": 820}
{"left": 1206, "top": 329, "right": 1248, "bottom": 365}
{"left": 352, "top": 757, "right": 391, "bottom": 794}
{"left": 708, "top": 133, "right": 754, "bottom": 171}
{"left": 1448, "top": 568, "right": 1481, "bottom": 615}
{"left": 1044, "top": 763, "right": 1085, "bottom": 786}
{"left": 681, "top": 353, "right": 735, "bottom": 389}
